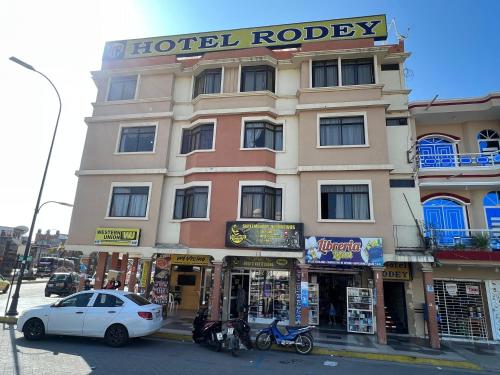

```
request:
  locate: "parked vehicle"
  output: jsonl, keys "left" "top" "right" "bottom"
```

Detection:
{"left": 17, "top": 290, "right": 162, "bottom": 347}
{"left": 37, "top": 257, "right": 75, "bottom": 277}
{"left": 45, "top": 272, "right": 80, "bottom": 297}
{"left": 255, "top": 319, "right": 314, "bottom": 355}
{"left": 192, "top": 308, "right": 252, "bottom": 356}
{"left": 0, "top": 274, "right": 10, "bottom": 293}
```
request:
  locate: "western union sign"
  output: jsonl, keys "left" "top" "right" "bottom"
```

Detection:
{"left": 104, "top": 15, "right": 387, "bottom": 60}
{"left": 94, "top": 227, "right": 140, "bottom": 246}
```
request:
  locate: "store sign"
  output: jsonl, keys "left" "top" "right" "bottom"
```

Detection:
{"left": 446, "top": 283, "right": 458, "bottom": 296}
{"left": 104, "top": 15, "right": 387, "bottom": 60}
{"left": 305, "top": 236, "right": 383, "bottom": 266}
{"left": 229, "top": 256, "right": 291, "bottom": 269}
{"left": 383, "top": 262, "right": 411, "bottom": 281}
{"left": 466, "top": 285, "right": 480, "bottom": 295}
{"left": 225, "top": 222, "right": 304, "bottom": 251}
{"left": 171, "top": 254, "right": 211, "bottom": 266}
{"left": 94, "top": 227, "right": 140, "bottom": 246}
{"left": 151, "top": 254, "right": 170, "bottom": 305}
{"left": 140, "top": 260, "right": 151, "bottom": 288}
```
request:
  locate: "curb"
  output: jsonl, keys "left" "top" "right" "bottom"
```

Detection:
{"left": 150, "top": 331, "right": 482, "bottom": 371}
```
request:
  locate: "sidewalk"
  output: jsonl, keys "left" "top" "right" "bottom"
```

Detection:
{"left": 154, "top": 311, "right": 500, "bottom": 371}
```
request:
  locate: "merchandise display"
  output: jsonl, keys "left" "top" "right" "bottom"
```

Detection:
{"left": 346, "top": 287, "right": 374, "bottom": 334}
{"left": 308, "top": 283, "right": 319, "bottom": 325}
{"left": 248, "top": 270, "right": 290, "bottom": 323}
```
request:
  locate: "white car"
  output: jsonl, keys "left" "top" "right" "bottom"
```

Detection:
{"left": 17, "top": 290, "right": 163, "bottom": 347}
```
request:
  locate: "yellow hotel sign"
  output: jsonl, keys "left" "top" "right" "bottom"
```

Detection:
{"left": 104, "top": 15, "right": 387, "bottom": 60}
{"left": 94, "top": 227, "right": 140, "bottom": 246}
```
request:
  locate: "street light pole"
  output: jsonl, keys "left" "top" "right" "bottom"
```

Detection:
{"left": 6, "top": 57, "right": 62, "bottom": 316}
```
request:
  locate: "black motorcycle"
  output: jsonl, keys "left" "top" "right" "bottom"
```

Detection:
{"left": 192, "top": 308, "right": 252, "bottom": 356}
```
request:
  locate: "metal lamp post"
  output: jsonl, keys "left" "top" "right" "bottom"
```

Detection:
{"left": 6, "top": 57, "right": 63, "bottom": 316}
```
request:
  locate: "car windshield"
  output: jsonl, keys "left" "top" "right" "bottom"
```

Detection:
{"left": 49, "top": 274, "right": 68, "bottom": 281}
{"left": 124, "top": 294, "right": 151, "bottom": 306}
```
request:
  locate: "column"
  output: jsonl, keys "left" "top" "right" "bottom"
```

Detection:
{"left": 422, "top": 266, "right": 440, "bottom": 349}
{"left": 119, "top": 253, "right": 129, "bottom": 290}
{"left": 128, "top": 257, "right": 139, "bottom": 293}
{"left": 110, "top": 252, "right": 120, "bottom": 269}
{"left": 372, "top": 267, "right": 387, "bottom": 345}
{"left": 94, "top": 252, "right": 108, "bottom": 289}
{"left": 298, "top": 263, "right": 310, "bottom": 325}
{"left": 210, "top": 261, "right": 223, "bottom": 321}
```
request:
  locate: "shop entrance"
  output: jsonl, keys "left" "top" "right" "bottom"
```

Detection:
{"left": 229, "top": 273, "right": 250, "bottom": 319}
{"left": 312, "top": 273, "right": 357, "bottom": 330}
{"left": 383, "top": 282, "right": 408, "bottom": 334}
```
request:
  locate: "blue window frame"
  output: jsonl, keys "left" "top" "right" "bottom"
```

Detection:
{"left": 423, "top": 198, "right": 467, "bottom": 246}
{"left": 418, "top": 137, "right": 456, "bottom": 168}
{"left": 477, "top": 129, "right": 499, "bottom": 153}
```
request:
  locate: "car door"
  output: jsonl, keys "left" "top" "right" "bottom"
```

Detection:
{"left": 83, "top": 292, "right": 125, "bottom": 337}
{"left": 47, "top": 292, "right": 94, "bottom": 335}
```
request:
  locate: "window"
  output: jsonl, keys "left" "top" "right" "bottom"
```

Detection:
{"left": 124, "top": 294, "right": 152, "bottom": 306}
{"left": 93, "top": 293, "right": 124, "bottom": 308}
{"left": 60, "top": 293, "right": 93, "bottom": 308}
{"left": 341, "top": 59, "right": 374, "bottom": 85}
{"left": 118, "top": 126, "right": 156, "bottom": 153}
{"left": 312, "top": 60, "right": 338, "bottom": 87}
{"left": 241, "top": 65, "right": 275, "bottom": 92}
{"left": 107, "top": 75, "right": 137, "bottom": 101}
{"left": 181, "top": 124, "right": 214, "bottom": 154}
{"left": 320, "top": 184, "right": 370, "bottom": 220}
{"left": 174, "top": 187, "right": 209, "bottom": 219}
{"left": 194, "top": 68, "right": 222, "bottom": 97}
{"left": 477, "top": 129, "right": 500, "bottom": 152}
{"left": 244, "top": 122, "right": 283, "bottom": 151}
{"left": 381, "top": 64, "right": 399, "bottom": 71}
{"left": 319, "top": 116, "right": 365, "bottom": 146}
{"left": 241, "top": 186, "right": 282, "bottom": 220}
{"left": 389, "top": 179, "right": 415, "bottom": 188}
{"left": 109, "top": 186, "right": 149, "bottom": 217}
{"left": 386, "top": 118, "right": 408, "bottom": 126}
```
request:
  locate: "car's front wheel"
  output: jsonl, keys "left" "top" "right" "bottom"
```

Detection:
{"left": 23, "top": 318, "right": 45, "bottom": 341}
{"left": 105, "top": 324, "right": 129, "bottom": 347}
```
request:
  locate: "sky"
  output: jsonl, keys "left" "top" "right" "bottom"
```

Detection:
{"left": 0, "top": 0, "right": 499, "bottom": 235}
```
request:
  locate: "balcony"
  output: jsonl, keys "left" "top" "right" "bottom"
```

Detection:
{"left": 427, "top": 228, "right": 500, "bottom": 251}
{"left": 417, "top": 151, "right": 500, "bottom": 170}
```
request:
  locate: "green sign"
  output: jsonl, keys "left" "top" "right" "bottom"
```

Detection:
{"left": 18, "top": 255, "right": 33, "bottom": 262}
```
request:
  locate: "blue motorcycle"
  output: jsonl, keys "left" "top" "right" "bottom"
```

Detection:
{"left": 255, "top": 319, "right": 314, "bottom": 354}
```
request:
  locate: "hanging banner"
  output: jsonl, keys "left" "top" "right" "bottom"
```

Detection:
{"left": 226, "top": 222, "right": 304, "bottom": 250}
{"left": 305, "top": 236, "right": 383, "bottom": 266}
{"left": 295, "top": 269, "right": 302, "bottom": 323}
{"left": 104, "top": 15, "right": 388, "bottom": 60}
{"left": 151, "top": 255, "right": 170, "bottom": 306}
{"left": 140, "top": 260, "right": 151, "bottom": 288}
{"left": 300, "top": 281, "right": 309, "bottom": 308}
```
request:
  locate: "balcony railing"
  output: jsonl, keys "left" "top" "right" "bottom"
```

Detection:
{"left": 417, "top": 151, "right": 500, "bottom": 169}
{"left": 427, "top": 228, "right": 500, "bottom": 251}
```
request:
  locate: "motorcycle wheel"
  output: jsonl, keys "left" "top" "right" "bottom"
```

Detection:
{"left": 294, "top": 334, "right": 313, "bottom": 355}
{"left": 255, "top": 332, "right": 272, "bottom": 351}
{"left": 206, "top": 332, "right": 222, "bottom": 352}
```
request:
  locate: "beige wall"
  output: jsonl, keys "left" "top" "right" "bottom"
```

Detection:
{"left": 298, "top": 107, "right": 389, "bottom": 166}
{"left": 299, "top": 170, "right": 395, "bottom": 254}
{"left": 67, "top": 174, "right": 164, "bottom": 247}
{"left": 138, "top": 73, "right": 174, "bottom": 99}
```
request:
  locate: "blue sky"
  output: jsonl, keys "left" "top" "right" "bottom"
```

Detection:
{"left": 0, "top": 0, "right": 498, "bottom": 233}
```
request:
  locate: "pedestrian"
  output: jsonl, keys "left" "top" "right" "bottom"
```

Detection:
{"left": 84, "top": 279, "right": 91, "bottom": 291}
{"left": 105, "top": 278, "right": 115, "bottom": 289}
{"left": 329, "top": 302, "right": 336, "bottom": 326}
{"left": 114, "top": 278, "right": 121, "bottom": 289}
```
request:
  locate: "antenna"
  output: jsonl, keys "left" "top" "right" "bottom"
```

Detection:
{"left": 388, "top": 18, "right": 409, "bottom": 41}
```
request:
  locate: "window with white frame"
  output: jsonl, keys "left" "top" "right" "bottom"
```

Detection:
{"left": 107, "top": 75, "right": 137, "bottom": 101}
{"left": 341, "top": 58, "right": 374, "bottom": 85}
{"left": 193, "top": 68, "right": 222, "bottom": 98}
{"left": 312, "top": 60, "right": 339, "bottom": 88}
{"left": 173, "top": 187, "right": 209, "bottom": 219}
{"left": 118, "top": 126, "right": 156, "bottom": 153}
{"left": 244, "top": 121, "right": 283, "bottom": 151}
{"left": 109, "top": 186, "right": 149, "bottom": 217}
{"left": 319, "top": 116, "right": 365, "bottom": 146}
{"left": 181, "top": 123, "right": 214, "bottom": 154}
{"left": 241, "top": 186, "right": 282, "bottom": 220}
{"left": 320, "top": 184, "right": 370, "bottom": 220}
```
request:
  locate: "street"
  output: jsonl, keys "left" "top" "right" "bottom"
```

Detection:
{"left": 0, "top": 324, "right": 481, "bottom": 375}
{"left": 0, "top": 280, "right": 53, "bottom": 315}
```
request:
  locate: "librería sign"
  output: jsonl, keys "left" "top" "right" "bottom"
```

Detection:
{"left": 104, "top": 15, "right": 387, "bottom": 60}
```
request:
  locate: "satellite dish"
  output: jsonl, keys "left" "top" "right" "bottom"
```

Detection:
{"left": 14, "top": 226, "right": 29, "bottom": 234}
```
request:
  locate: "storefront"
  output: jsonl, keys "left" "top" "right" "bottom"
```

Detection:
{"left": 383, "top": 262, "right": 411, "bottom": 334}
{"left": 304, "top": 235, "right": 384, "bottom": 334}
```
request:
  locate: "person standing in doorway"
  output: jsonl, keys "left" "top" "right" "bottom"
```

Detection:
{"left": 236, "top": 284, "right": 247, "bottom": 319}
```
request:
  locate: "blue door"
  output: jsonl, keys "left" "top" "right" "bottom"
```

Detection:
{"left": 423, "top": 199, "right": 466, "bottom": 246}
{"left": 484, "top": 191, "right": 500, "bottom": 250}
{"left": 418, "top": 137, "right": 456, "bottom": 168}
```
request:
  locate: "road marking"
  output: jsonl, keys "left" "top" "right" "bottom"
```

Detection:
{"left": 324, "top": 360, "right": 338, "bottom": 367}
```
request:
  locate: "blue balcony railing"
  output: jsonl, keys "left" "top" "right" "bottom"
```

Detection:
{"left": 418, "top": 151, "right": 500, "bottom": 169}
{"left": 427, "top": 228, "right": 500, "bottom": 251}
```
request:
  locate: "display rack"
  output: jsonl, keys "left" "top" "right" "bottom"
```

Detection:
{"left": 346, "top": 287, "right": 374, "bottom": 334}
{"left": 248, "top": 270, "right": 290, "bottom": 323}
{"left": 308, "top": 283, "right": 319, "bottom": 325}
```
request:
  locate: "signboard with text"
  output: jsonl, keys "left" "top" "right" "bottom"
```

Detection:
{"left": 383, "top": 262, "right": 411, "bottom": 281}
{"left": 225, "top": 222, "right": 304, "bottom": 250}
{"left": 171, "top": 254, "right": 211, "bottom": 266}
{"left": 305, "top": 236, "right": 383, "bottom": 266}
{"left": 104, "top": 15, "right": 388, "bottom": 60}
{"left": 94, "top": 227, "right": 140, "bottom": 246}
{"left": 228, "top": 256, "right": 292, "bottom": 269}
